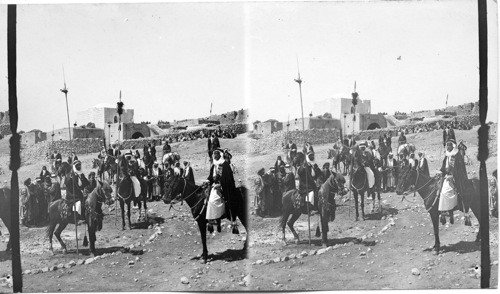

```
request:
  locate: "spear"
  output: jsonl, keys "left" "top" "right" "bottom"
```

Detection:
{"left": 60, "top": 65, "right": 78, "bottom": 254}
{"left": 294, "top": 56, "right": 311, "bottom": 246}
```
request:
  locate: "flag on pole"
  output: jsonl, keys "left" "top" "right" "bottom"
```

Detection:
{"left": 446, "top": 94, "right": 448, "bottom": 108}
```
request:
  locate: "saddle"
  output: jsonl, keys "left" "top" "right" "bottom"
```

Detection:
{"left": 291, "top": 190, "right": 318, "bottom": 212}
{"left": 60, "top": 197, "right": 86, "bottom": 221}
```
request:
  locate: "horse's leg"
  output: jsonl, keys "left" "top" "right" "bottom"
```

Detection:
{"left": 47, "top": 220, "right": 58, "bottom": 253}
{"left": 353, "top": 190, "right": 360, "bottom": 221}
{"left": 470, "top": 198, "right": 481, "bottom": 242}
{"left": 196, "top": 220, "right": 208, "bottom": 263}
{"left": 281, "top": 212, "right": 290, "bottom": 243}
{"left": 320, "top": 210, "right": 329, "bottom": 247}
{"left": 287, "top": 212, "right": 301, "bottom": 244}
{"left": 143, "top": 199, "right": 148, "bottom": 222}
{"left": 137, "top": 201, "right": 142, "bottom": 222}
{"left": 120, "top": 199, "right": 126, "bottom": 230}
{"left": 315, "top": 214, "right": 321, "bottom": 237}
{"left": 360, "top": 190, "right": 366, "bottom": 220}
{"left": 54, "top": 220, "right": 69, "bottom": 254}
{"left": 89, "top": 224, "right": 97, "bottom": 256}
{"left": 429, "top": 209, "right": 440, "bottom": 254}
{"left": 127, "top": 200, "right": 132, "bottom": 229}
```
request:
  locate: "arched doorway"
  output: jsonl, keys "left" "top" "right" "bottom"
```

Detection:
{"left": 131, "top": 132, "right": 144, "bottom": 139}
{"left": 367, "top": 123, "right": 381, "bottom": 130}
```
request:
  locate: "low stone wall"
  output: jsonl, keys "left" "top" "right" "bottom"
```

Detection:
{"left": 250, "top": 129, "right": 340, "bottom": 154}
{"left": 21, "top": 138, "right": 104, "bottom": 165}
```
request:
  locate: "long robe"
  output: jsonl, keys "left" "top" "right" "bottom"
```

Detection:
{"left": 439, "top": 149, "right": 468, "bottom": 211}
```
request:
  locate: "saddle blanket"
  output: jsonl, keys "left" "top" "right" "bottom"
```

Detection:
{"left": 131, "top": 176, "right": 141, "bottom": 198}
{"left": 365, "top": 167, "right": 375, "bottom": 189}
{"left": 206, "top": 186, "right": 225, "bottom": 220}
{"left": 439, "top": 176, "right": 457, "bottom": 211}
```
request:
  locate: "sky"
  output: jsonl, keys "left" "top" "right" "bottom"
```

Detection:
{"left": 247, "top": 0, "right": 498, "bottom": 124}
{"left": 0, "top": 0, "right": 498, "bottom": 132}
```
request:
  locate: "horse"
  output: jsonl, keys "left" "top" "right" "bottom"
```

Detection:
{"left": 163, "top": 175, "right": 248, "bottom": 263}
{"left": 396, "top": 166, "right": 481, "bottom": 254}
{"left": 279, "top": 173, "right": 347, "bottom": 247}
{"left": 349, "top": 146, "right": 382, "bottom": 221}
{"left": 327, "top": 145, "right": 351, "bottom": 175}
{"left": 162, "top": 152, "right": 180, "bottom": 169}
{"left": 397, "top": 143, "right": 416, "bottom": 159}
{"left": 46, "top": 180, "right": 113, "bottom": 255}
{"left": 116, "top": 156, "right": 149, "bottom": 230}
{"left": 0, "top": 187, "right": 11, "bottom": 251}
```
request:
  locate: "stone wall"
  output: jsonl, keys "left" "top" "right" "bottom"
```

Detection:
{"left": 21, "top": 138, "right": 105, "bottom": 165}
{"left": 250, "top": 129, "right": 340, "bottom": 154}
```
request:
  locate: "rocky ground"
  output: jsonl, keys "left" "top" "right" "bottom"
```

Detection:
{"left": 246, "top": 125, "right": 498, "bottom": 291}
{"left": 0, "top": 127, "right": 498, "bottom": 292}
{"left": 0, "top": 136, "right": 249, "bottom": 292}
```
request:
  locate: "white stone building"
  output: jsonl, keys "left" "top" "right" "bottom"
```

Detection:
{"left": 76, "top": 103, "right": 134, "bottom": 129}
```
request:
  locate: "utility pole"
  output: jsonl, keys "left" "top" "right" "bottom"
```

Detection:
{"left": 294, "top": 57, "right": 311, "bottom": 246}
{"left": 60, "top": 66, "right": 78, "bottom": 255}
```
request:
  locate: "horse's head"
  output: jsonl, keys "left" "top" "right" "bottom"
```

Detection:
{"left": 163, "top": 175, "right": 183, "bottom": 204}
{"left": 294, "top": 152, "right": 305, "bottom": 166}
{"left": 96, "top": 180, "right": 114, "bottom": 205}
{"left": 332, "top": 172, "right": 348, "bottom": 196}
{"left": 395, "top": 165, "right": 415, "bottom": 195}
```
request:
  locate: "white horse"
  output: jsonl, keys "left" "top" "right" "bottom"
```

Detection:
{"left": 162, "top": 152, "right": 180, "bottom": 168}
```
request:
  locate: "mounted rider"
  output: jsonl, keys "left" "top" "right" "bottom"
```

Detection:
{"left": 398, "top": 131, "right": 407, "bottom": 147}
{"left": 206, "top": 149, "right": 227, "bottom": 232}
{"left": 64, "top": 160, "right": 89, "bottom": 219}
{"left": 358, "top": 141, "right": 376, "bottom": 190}
{"left": 438, "top": 138, "right": 469, "bottom": 225}
{"left": 297, "top": 150, "right": 322, "bottom": 209}
{"left": 285, "top": 140, "right": 297, "bottom": 164}
{"left": 120, "top": 151, "right": 141, "bottom": 198}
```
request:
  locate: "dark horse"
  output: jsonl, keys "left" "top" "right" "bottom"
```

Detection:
{"left": 280, "top": 173, "right": 347, "bottom": 246}
{"left": 327, "top": 145, "right": 351, "bottom": 175}
{"left": 46, "top": 180, "right": 113, "bottom": 255}
{"left": 0, "top": 187, "right": 11, "bottom": 251}
{"left": 116, "top": 156, "right": 149, "bottom": 230}
{"left": 349, "top": 146, "right": 381, "bottom": 221}
{"left": 396, "top": 166, "right": 481, "bottom": 254}
{"left": 92, "top": 156, "right": 117, "bottom": 183}
{"left": 163, "top": 175, "right": 248, "bottom": 263}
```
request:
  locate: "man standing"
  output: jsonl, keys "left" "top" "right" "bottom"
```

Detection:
{"left": 442, "top": 125, "right": 456, "bottom": 147}
{"left": 68, "top": 152, "right": 78, "bottom": 165}
{"left": 438, "top": 138, "right": 468, "bottom": 225}
{"left": 398, "top": 131, "right": 407, "bottom": 147}
{"left": 286, "top": 140, "right": 297, "bottom": 164}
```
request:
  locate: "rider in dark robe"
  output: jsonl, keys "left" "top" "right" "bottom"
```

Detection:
{"left": 322, "top": 162, "right": 332, "bottom": 182}
{"left": 183, "top": 161, "right": 195, "bottom": 185}
{"left": 274, "top": 156, "right": 285, "bottom": 172}
{"left": 39, "top": 166, "right": 50, "bottom": 179}
{"left": 298, "top": 151, "right": 322, "bottom": 208}
{"left": 442, "top": 125, "right": 456, "bottom": 147}
{"left": 283, "top": 164, "right": 296, "bottom": 193}
{"left": 439, "top": 138, "right": 469, "bottom": 225}
{"left": 417, "top": 151, "right": 429, "bottom": 176}
{"left": 44, "top": 175, "right": 61, "bottom": 204}
{"left": 65, "top": 160, "right": 90, "bottom": 220}
{"left": 398, "top": 132, "right": 407, "bottom": 147}
{"left": 163, "top": 141, "right": 172, "bottom": 154}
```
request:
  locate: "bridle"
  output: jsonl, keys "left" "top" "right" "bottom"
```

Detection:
{"left": 168, "top": 177, "right": 206, "bottom": 220}
{"left": 401, "top": 168, "right": 438, "bottom": 211}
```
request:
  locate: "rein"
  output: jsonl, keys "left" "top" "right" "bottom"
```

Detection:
{"left": 402, "top": 169, "right": 439, "bottom": 211}
{"left": 168, "top": 178, "right": 205, "bottom": 218}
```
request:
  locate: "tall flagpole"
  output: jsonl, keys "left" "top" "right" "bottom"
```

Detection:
{"left": 294, "top": 56, "right": 311, "bottom": 246}
{"left": 60, "top": 66, "right": 78, "bottom": 254}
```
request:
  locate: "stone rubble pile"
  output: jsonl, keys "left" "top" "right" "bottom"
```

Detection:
{"left": 20, "top": 138, "right": 104, "bottom": 165}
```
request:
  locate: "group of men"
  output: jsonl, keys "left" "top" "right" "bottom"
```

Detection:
{"left": 20, "top": 159, "right": 97, "bottom": 227}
